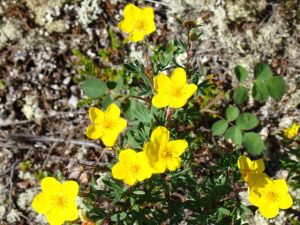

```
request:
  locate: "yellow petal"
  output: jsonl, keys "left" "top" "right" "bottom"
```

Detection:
{"left": 129, "top": 29, "right": 145, "bottom": 42}
{"left": 88, "top": 107, "right": 104, "bottom": 124}
{"left": 123, "top": 3, "right": 141, "bottom": 19}
{"left": 153, "top": 73, "right": 171, "bottom": 93}
{"left": 86, "top": 125, "right": 103, "bottom": 140}
{"left": 135, "top": 152, "right": 152, "bottom": 180}
{"left": 152, "top": 94, "right": 169, "bottom": 108}
{"left": 143, "top": 142, "right": 159, "bottom": 165}
{"left": 170, "top": 68, "right": 187, "bottom": 87}
{"left": 64, "top": 202, "right": 79, "bottom": 221}
{"left": 141, "top": 7, "right": 154, "bottom": 19}
{"left": 118, "top": 19, "right": 134, "bottom": 33}
{"left": 119, "top": 149, "right": 137, "bottom": 163}
{"left": 150, "top": 126, "right": 169, "bottom": 148}
{"left": 62, "top": 180, "right": 79, "bottom": 199}
{"left": 101, "top": 132, "right": 119, "bottom": 147}
{"left": 168, "top": 97, "right": 188, "bottom": 108}
{"left": 124, "top": 176, "right": 137, "bottom": 186}
{"left": 166, "top": 157, "right": 181, "bottom": 171}
{"left": 45, "top": 210, "right": 65, "bottom": 225}
{"left": 167, "top": 140, "right": 188, "bottom": 157}
{"left": 278, "top": 194, "right": 293, "bottom": 209}
{"left": 273, "top": 179, "right": 288, "bottom": 193}
{"left": 105, "top": 103, "right": 121, "bottom": 119}
{"left": 247, "top": 173, "right": 271, "bottom": 188}
{"left": 250, "top": 159, "right": 265, "bottom": 173}
{"left": 32, "top": 193, "right": 51, "bottom": 214}
{"left": 237, "top": 155, "right": 251, "bottom": 171}
{"left": 258, "top": 202, "right": 279, "bottom": 219}
{"left": 112, "top": 162, "right": 128, "bottom": 180}
{"left": 41, "top": 177, "right": 61, "bottom": 194}
{"left": 116, "top": 118, "right": 127, "bottom": 132}
{"left": 182, "top": 83, "right": 197, "bottom": 99}
{"left": 248, "top": 188, "right": 261, "bottom": 207}
{"left": 153, "top": 159, "right": 167, "bottom": 173}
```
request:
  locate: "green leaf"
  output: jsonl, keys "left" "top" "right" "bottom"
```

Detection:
{"left": 212, "top": 120, "right": 228, "bottom": 136}
{"left": 233, "top": 86, "right": 248, "bottom": 105}
{"left": 133, "top": 190, "right": 145, "bottom": 195}
{"left": 225, "top": 106, "right": 240, "bottom": 122}
{"left": 80, "top": 78, "right": 107, "bottom": 98}
{"left": 267, "top": 76, "right": 286, "bottom": 100}
{"left": 242, "top": 132, "right": 265, "bottom": 156}
{"left": 236, "top": 113, "right": 259, "bottom": 131}
{"left": 252, "top": 81, "right": 269, "bottom": 102}
{"left": 224, "top": 127, "right": 242, "bottom": 145}
{"left": 234, "top": 65, "right": 248, "bottom": 82}
{"left": 254, "top": 63, "right": 273, "bottom": 82}
{"left": 111, "top": 212, "right": 127, "bottom": 222}
{"left": 218, "top": 207, "right": 231, "bottom": 215}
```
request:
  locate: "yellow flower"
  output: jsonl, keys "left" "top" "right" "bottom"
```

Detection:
{"left": 283, "top": 123, "right": 299, "bottom": 139}
{"left": 237, "top": 155, "right": 267, "bottom": 186}
{"left": 32, "top": 177, "right": 79, "bottom": 225}
{"left": 249, "top": 179, "right": 293, "bottom": 218}
{"left": 112, "top": 149, "right": 152, "bottom": 185}
{"left": 86, "top": 103, "right": 127, "bottom": 147}
{"left": 143, "top": 126, "right": 188, "bottom": 173}
{"left": 152, "top": 68, "right": 197, "bottom": 109}
{"left": 118, "top": 4, "right": 156, "bottom": 42}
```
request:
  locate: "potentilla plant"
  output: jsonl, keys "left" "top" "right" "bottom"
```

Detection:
{"left": 31, "top": 3, "right": 295, "bottom": 225}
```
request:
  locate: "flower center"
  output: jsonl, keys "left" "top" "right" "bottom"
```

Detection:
{"left": 131, "top": 164, "right": 141, "bottom": 174}
{"left": 103, "top": 120, "right": 115, "bottom": 129}
{"left": 265, "top": 190, "right": 279, "bottom": 202}
{"left": 135, "top": 20, "right": 146, "bottom": 31}
{"left": 160, "top": 148, "right": 172, "bottom": 158}
{"left": 51, "top": 194, "right": 68, "bottom": 209}
{"left": 171, "top": 88, "right": 184, "bottom": 98}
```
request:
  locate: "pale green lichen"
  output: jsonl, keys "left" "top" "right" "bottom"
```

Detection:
{"left": 0, "top": 20, "right": 22, "bottom": 50}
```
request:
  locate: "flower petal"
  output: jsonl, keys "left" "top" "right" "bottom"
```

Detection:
{"left": 32, "top": 193, "right": 51, "bottom": 214}
{"left": 237, "top": 155, "right": 251, "bottom": 171}
{"left": 116, "top": 118, "right": 127, "bottom": 132}
{"left": 86, "top": 125, "right": 103, "bottom": 140}
{"left": 258, "top": 202, "right": 279, "bottom": 219}
{"left": 112, "top": 162, "right": 128, "bottom": 180}
{"left": 153, "top": 73, "right": 171, "bottom": 93}
{"left": 135, "top": 152, "right": 152, "bottom": 180}
{"left": 166, "top": 157, "right": 181, "bottom": 171}
{"left": 167, "top": 140, "right": 188, "bottom": 157}
{"left": 141, "top": 7, "right": 154, "bottom": 19}
{"left": 248, "top": 188, "right": 261, "bottom": 207}
{"left": 150, "top": 126, "right": 169, "bottom": 148}
{"left": 152, "top": 94, "right": 169, "bottom": 108}
{"left": 45, "top": 209, "right": 65, "bottom": 225}
{"left": 88, "top": 107, "right": 104, "bottom": 124}
{"left": 273, "top": 179, "right": 288, "bottom": 193}
{"left": 118, "top": 19, "right": 134, "bottom": 33}
{"left": 101, "top": 132, "right": 119, "bottom": 147}
{"left": 170, "top": 68, "right": 187, "bottom": 87}
{"left": 129, "top": 29, "right": 145, "bottom": 42}
{"left": 119, "top": 149, "right": 137, "bottom": 163}
{"left": 64, "top": 202, "right": 79, "bottom": 221}
{"left": 250, "top": 159, "right": 265, "bottom": 173}
{"left": 143, "top": 142, "right": 159, "bottom": 164}
{"left": 278, "top": 194, "right": 293, "bottom": 209}
{"left": 124, "top": 176, "right": 137, "bottom": 186}
{"left": 62, "top": 181, "right": 79, "bottom": 199}
{"left": 105, "top": 103, "right": 121, "bottom": 119}
{"left": 182, "top": 83, "right": 197, "bottom": 99}
{"left": 168, "top": 97, "right": 188, "bottom": 108}
{"left": 123, "top": 3, "right": 141, "bottom": 19}
{"left": 41, "top": 177, "right": 61, "bottom": 194}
